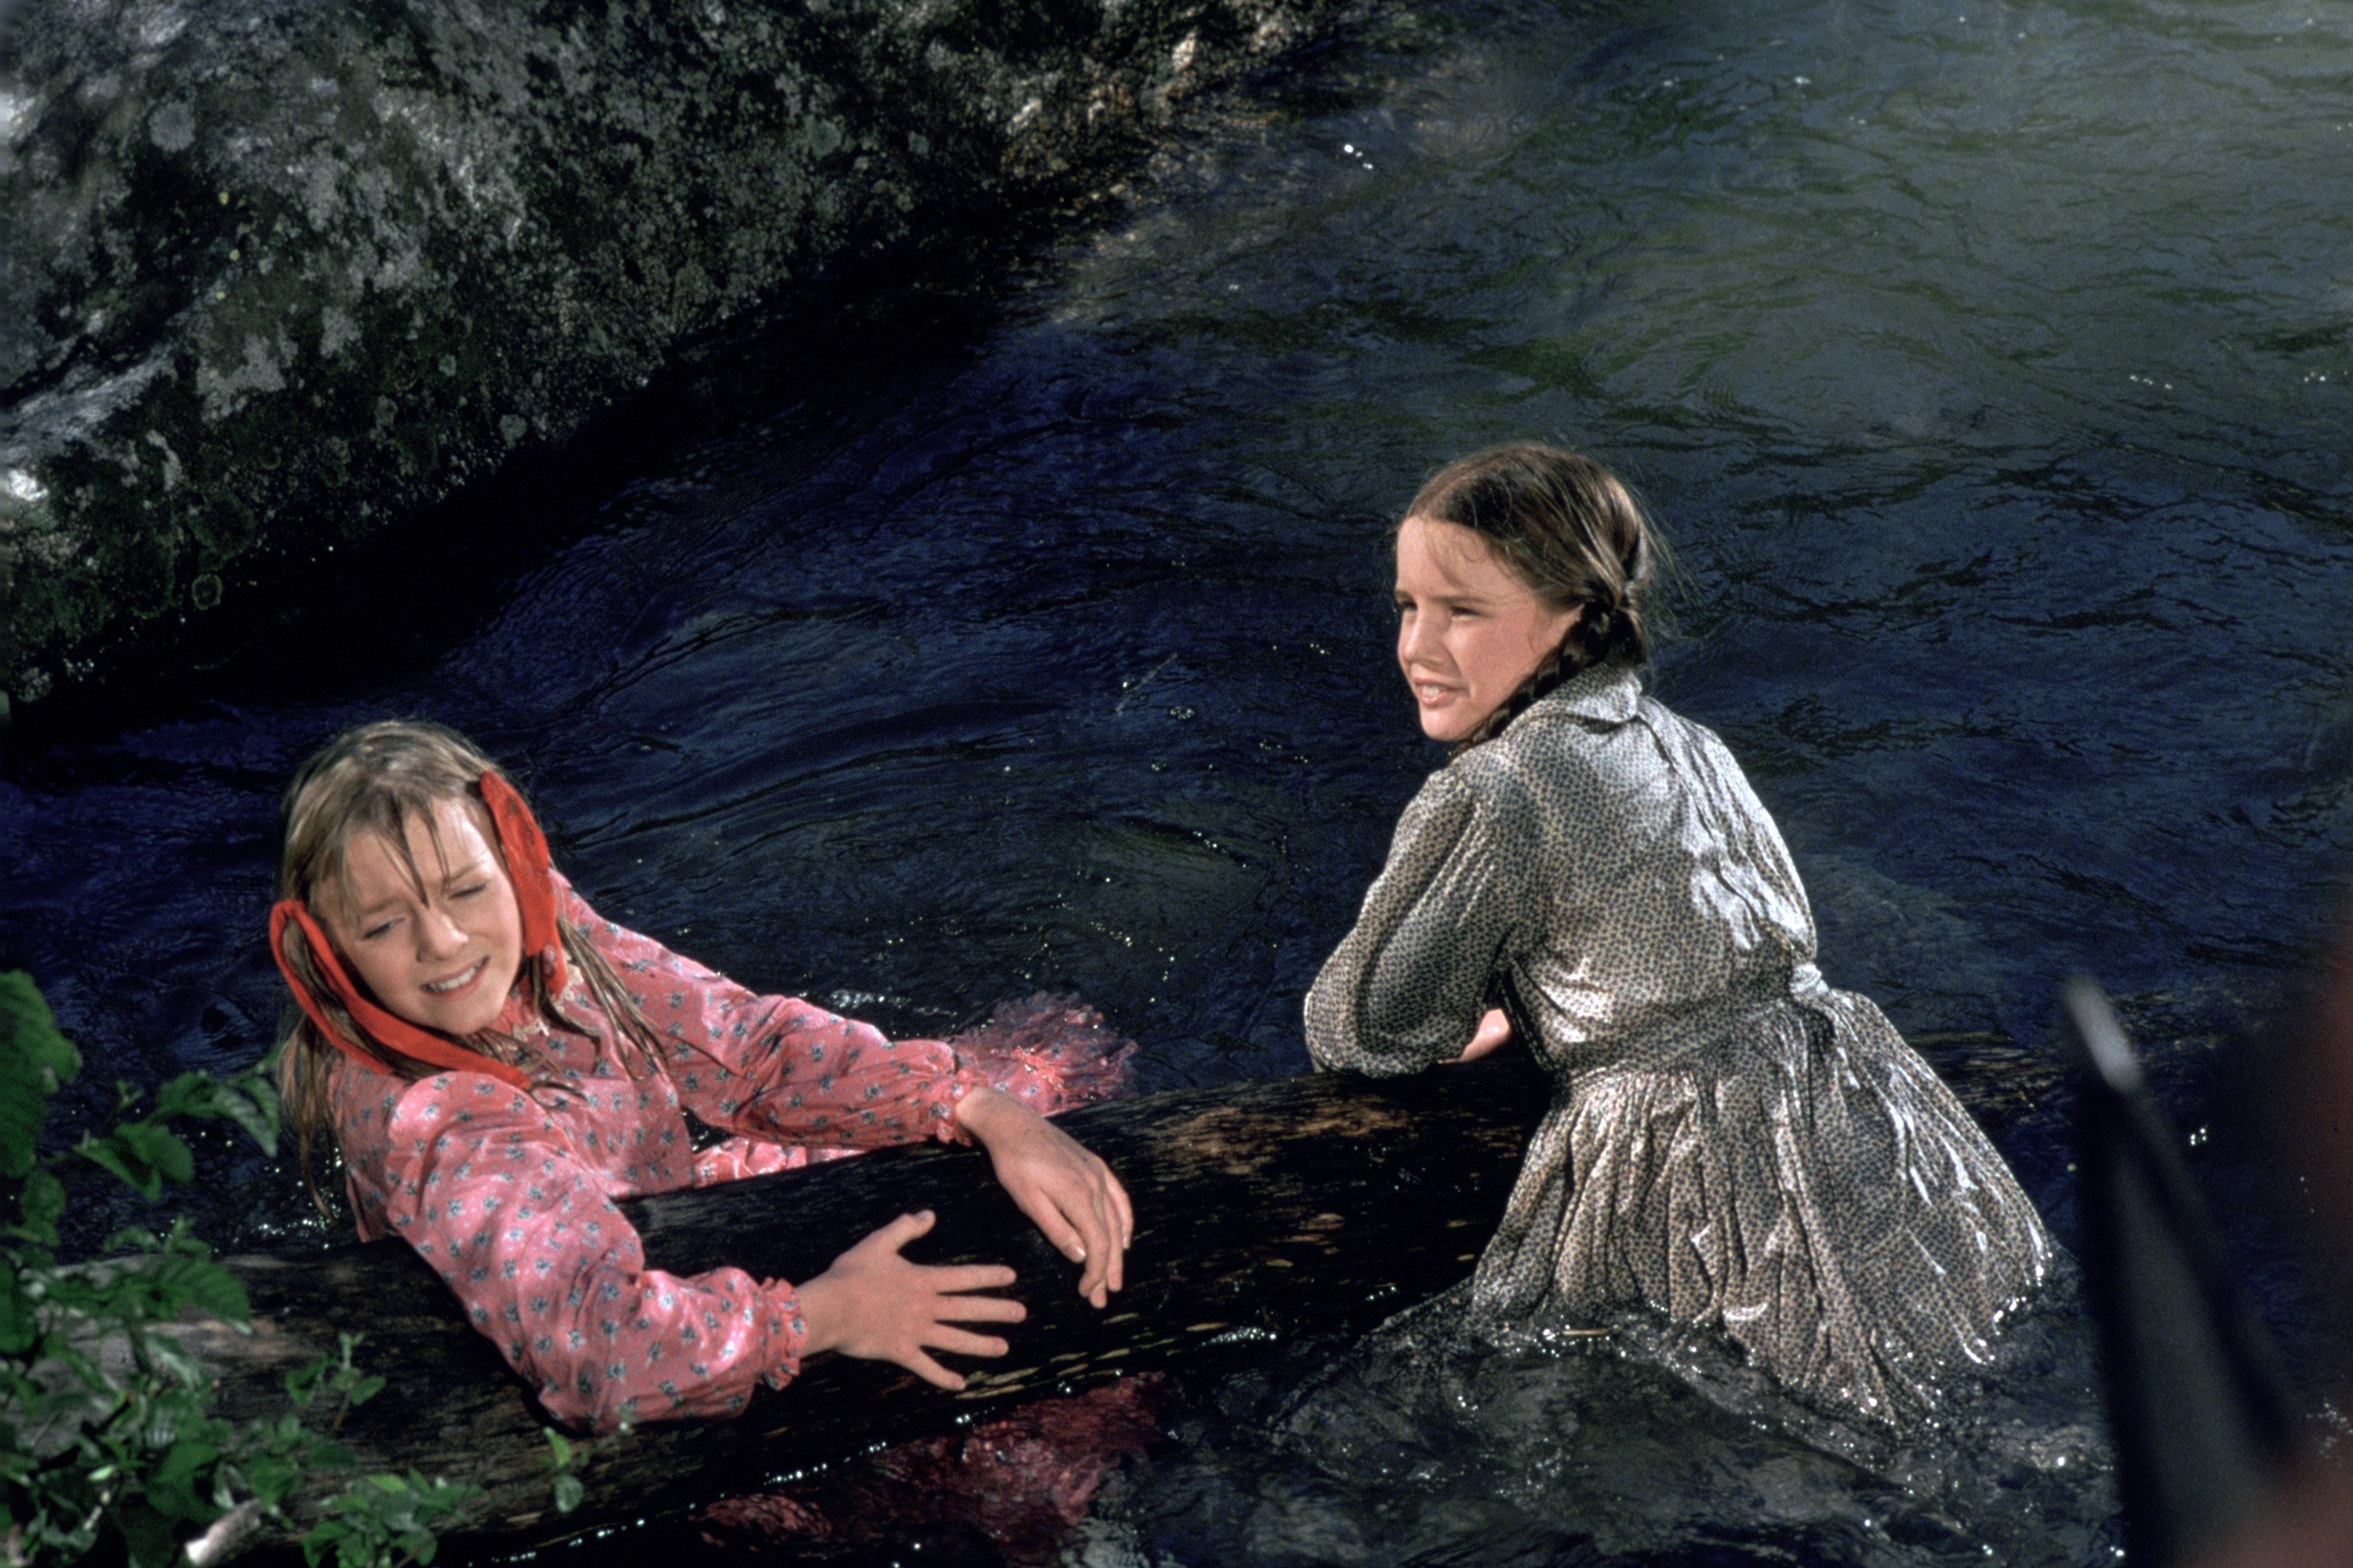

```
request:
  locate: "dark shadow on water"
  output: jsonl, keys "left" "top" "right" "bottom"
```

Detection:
{"left": 5, "top": 273, "right": 1011, "bottom": 764}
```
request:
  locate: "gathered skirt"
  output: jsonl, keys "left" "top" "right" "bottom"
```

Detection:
{"left": 1471, "top": 986, "right": 2052, "bottom": 1421}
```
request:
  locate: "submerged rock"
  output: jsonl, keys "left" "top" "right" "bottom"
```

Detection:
{"left": 0, "top": 0, "right": 1352, "bottom": 704}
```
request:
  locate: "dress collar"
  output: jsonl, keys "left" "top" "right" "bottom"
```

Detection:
{"left": 1527, "top": 662, "right": 1642, "bottom": 727}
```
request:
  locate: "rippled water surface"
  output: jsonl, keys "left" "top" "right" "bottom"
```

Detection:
{"left": 6, "top": 0, "right": 2353, "bottom": 1560}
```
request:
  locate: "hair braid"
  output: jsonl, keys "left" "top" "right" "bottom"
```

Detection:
{"left": 1453, "top": 638, "right": 1574, "bottom": 755}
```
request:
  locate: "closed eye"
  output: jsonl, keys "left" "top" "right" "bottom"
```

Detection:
{"left": 362, "top": 919, "right": 398, "bottom": 941}
{"left": 451, "top": 881, "right": 489, "bottom": 900}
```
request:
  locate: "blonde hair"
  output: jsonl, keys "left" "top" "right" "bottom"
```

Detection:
{"left": 1404, "top": 442, "right": 1668, "bottom": 751}
{"left": 272, "top": 719, "right": 665, "bottom": 1210}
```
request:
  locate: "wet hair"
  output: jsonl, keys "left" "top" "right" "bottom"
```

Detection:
{"left": 272, "top": 719, "right": 665, "bottom": 1210}
{"left": 1403, "top": 442, "right": 1667, "bottom": 752}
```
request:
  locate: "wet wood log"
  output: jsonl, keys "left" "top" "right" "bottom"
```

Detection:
{"left": 177, "top": 1053, "right": 1558, "bottom": 1556}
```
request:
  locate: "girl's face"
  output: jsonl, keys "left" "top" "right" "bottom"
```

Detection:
{"left": 1395, "top": 516, "right": 1581, "bottom": 744}
{"left": 323, "top": 795, "right": 525, "bottom": 1038}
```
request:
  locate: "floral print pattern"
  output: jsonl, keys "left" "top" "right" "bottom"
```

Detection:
{"left": 328, "top": 879, "right": 977, "bottom": 1431}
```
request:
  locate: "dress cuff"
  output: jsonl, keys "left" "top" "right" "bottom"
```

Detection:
{"left": 758, "top": 1278, "right": 809, "bottom": 1390}
{"left": 922, "top": 1047, "right": 987, "bottom": 1146}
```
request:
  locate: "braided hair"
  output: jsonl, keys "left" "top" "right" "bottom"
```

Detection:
{"left": 1402, "top": 443, "right": 1664, "bottom": 755}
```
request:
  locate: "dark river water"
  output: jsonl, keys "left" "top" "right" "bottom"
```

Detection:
{"left": 6, "top": 0, "right": 2353, "bottom": 1560}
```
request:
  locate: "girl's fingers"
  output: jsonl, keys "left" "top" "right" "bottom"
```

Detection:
{"left": 1107, "top": 1169, "right": 1135, "bottom": 1251}
{"left": 903, "top": 1350, "right": 965, "bottom": 1392}
{"left": 1072, "top": 1199, "right": 1115, "bottom": 1301}
{"left": 1025, "top": 1196, "right": 1089, "bottom": 1264}
{"left": 922, "top": 1326, "right": 1010, "bottom": 1359}
{"left": 1099, "top": 1190, "right": 1125, "bottom": 1294}
{"left": 873, "top": 1210, "right": 936, "bottom": 1250}
{"left": 1075, "top": 1153, "right": 1133, "bottom": 1256}
{"left": 1092, "top": 1179, "right": 1124, "bottom": 1289}
{"left": 933, "top": 1290, "right": 1026, "bottom": 1323}
{"left": 928, "top": 1263, "right": 1019, "bottom": 1294}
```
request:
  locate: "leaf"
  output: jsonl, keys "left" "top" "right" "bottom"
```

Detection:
{"left": 144, "top": 1435, "right": 222, "bottom": 1523}
{"left": 285, "top": 1352, "right": 330, "bottom": 1404}
{"left": 215, "top": 1083, "right": 280, "bottom": 1158}
{"left": 241, "top": 1074, "right": 283, "bottom": 1155}
{"left": 16, "top": 1167, "right": 65, "bottom": 1246}
{"left": 78, "top": 1134, "right": 157, "bottom": 1199}
{"left": 79, "top": 1123, "right": 195, "bottom": 1199}
{"left": 98, "top": 1224, "right": 162, "bottom": 1255}
{"left": 307, "top": 1439, "right": 357, "bottom": 1472}
{"left": 298, "top": 1521, "right": 345, "bottom": 1568}
{"left": 238, "top": 1453, "right": 300, "bottom": 1510}
{"left": 151, "top": 1072, "right": 281, "bottom": 1156}
{"left": 120, "top": 1122, "right": 195, "bottom": 1188}
{"left": 151, "top": 1253, "right": 252, "bottom": 1326}
{"left": 0, "top": 1271, "right": 36, "bottom": 1355}
{"left": 0, "top": 970, "right": 81, "bottom": 1178}
{"left": 142, "top": 1332, "right": 209, "bottom": 1392}
{"left": 552, "top": 1474, "right": 584, "bottom": 1515}
{"left": 149, "top": 1073, "right": 208, "bottom": 1120}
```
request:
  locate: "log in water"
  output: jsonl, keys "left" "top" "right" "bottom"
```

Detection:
{"left": 176, "top": 1053, "right": 1555, "bottom": 1555}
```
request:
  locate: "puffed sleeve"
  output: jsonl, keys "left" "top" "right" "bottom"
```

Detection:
{"left": 1304, "top": 766, "right": 1537, "bottom": 1075}
{"left": 333, "top": 1064, "right": 808, "bottom": 1432}
{"left": 558, "top": 882, "right": 978, "bottom": 1151}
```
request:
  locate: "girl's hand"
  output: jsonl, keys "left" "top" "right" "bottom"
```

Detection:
{"left": 1457, "top": 1007, "right": 1513, "bottom": 1062}
{"left": 795, "top": 1210, "right": 1025, "bottom": 1391}
{"left": 954, "top": 1086, "right": 1133, "bottom": 1308}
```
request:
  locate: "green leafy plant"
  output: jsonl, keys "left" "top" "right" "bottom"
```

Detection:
{"left": 298, "top": 1472, "right": 477, "bottom": 1568}
{"left": 0, "top": 971, "right": 477, "bottom": 1566}
{"left": 542, "top": 1430, "right": 586, "bottom": 1518}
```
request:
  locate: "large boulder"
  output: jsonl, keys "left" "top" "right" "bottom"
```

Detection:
{"left": 0, "top": 0, "right": 1351, "bottom": 706}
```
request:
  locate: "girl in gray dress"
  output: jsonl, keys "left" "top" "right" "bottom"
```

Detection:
{"left": 1306, "top": 442, "right": 2052, "bottom": 1422}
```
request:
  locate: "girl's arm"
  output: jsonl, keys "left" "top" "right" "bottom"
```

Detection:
{"left": 344, "top": 1069, "right": 805, "bottom": 1431}
{"left": 560, "top": 884, "right": 969, "bottom": 1151}
{"left": 562, "top": 885, "right": 1133, "bottom": 1306}
{"left": 1305, "top": 769, "right": 1535, "bottom": 1075}
{"left": 341, "top": 1071, "right": 1028, "bottom": 1429}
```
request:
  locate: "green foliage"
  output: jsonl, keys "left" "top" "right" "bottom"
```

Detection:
{"left": 300, "top": 1472, "right": 478, "bottom": 1568}
{"left": 0, "top": 971, "right": 470, "bottom": 1567}
{"left": 0, "top": 974, "right": 82, "bottom": 1181}
{"left": 542, "top": 1429, "right": 585, "bottom": 1516}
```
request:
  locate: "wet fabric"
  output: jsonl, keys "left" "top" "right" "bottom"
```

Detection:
{"left": 1305, "top": 664, "right": 2053, "bottom": 1421}
{"left": 327, "top": 879, "right": 1126, "bottom": 1431}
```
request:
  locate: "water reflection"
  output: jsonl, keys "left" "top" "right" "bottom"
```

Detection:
{"left": 1102, "top": 1292, "right": 2117, "bottom": 1566}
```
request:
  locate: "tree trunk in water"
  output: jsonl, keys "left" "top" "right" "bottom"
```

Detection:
{"left": 179, "top": 1054, "right": 1556, "bottom": 1555}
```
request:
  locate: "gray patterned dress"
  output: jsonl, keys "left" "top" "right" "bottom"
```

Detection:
{"left": 1306, "top": 664, "right": 2052, "bottom": 1421}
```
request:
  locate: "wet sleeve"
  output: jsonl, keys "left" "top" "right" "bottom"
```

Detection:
{"left": 1304, "top": 768, "right": 1534, "bottom": 1075}
{"left": 353, "top": 1071, "right": 809, "bottom": 1432}
{"left": 561, "top": 884, "right": 977, "bottom": 1151}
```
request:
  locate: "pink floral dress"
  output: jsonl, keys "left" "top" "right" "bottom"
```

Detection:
{"left": 326, "top": 879, "right": 1122, "bottom": 1432}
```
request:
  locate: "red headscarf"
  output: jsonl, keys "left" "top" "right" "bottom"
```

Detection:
{"left": 268, "top": 771, "right": 562, "bottom": 1090}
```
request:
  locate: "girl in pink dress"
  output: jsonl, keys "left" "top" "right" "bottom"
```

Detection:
{"left": 268, "top": 719, "right": 1135, "bottom": 1432}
